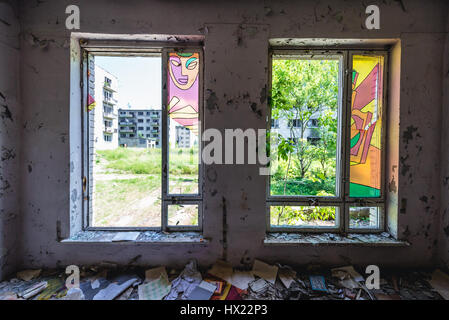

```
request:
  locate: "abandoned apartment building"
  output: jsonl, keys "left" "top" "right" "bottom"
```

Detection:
{"left": 1, "top": 0, "right": 449, "bottom": 302}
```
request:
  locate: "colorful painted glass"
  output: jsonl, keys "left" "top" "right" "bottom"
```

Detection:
{"left": 167, "top": 52, "right": 199, "bottom": 135}
{"left": 349, "top": 55, "right": 384, "bottom": 197}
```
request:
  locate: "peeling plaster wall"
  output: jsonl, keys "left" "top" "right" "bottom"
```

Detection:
{"left": 17, "top": 0, "right": 449, "bottom": 270}
{"left": 438, "top": 8, "right": 449, "bottom": 269}
{"left": 0, "top": 1, "right": 21, "bottom": 280}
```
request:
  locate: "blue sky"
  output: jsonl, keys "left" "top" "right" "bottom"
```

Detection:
{"left": 95, "top": 56, "right": 161, "bottom": 110}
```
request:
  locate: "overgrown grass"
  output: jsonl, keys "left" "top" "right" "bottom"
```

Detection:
{"left": 93, "top": 175, "right": 161, "bottom": 227}
{"left": 270, "top": 158, "right": 336, "bottom": 196}
{"left": 93, "top": 147, "right": 199, "bottom": 227}
{"left": 97, "top": 147, "right": 198, "bottom": 175}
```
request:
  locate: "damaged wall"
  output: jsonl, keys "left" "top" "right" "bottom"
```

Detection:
{"left": 15, "top": 0, "right": 449, "bottom": 271}
{"left": 0, "top": 1, "right": 21, "bottom": 280}
{"left": 438, "top": 7, "right": 449, "bottom": 269}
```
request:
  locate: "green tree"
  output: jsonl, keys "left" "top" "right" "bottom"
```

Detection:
{"left": 315, "top": 109, "right": 338, "bottom": 179}
{"left": 271, "top": 59, "right": 339, "bottom": 180}
{"left": 271, "top": 59, "right": 339, "bottom": 223}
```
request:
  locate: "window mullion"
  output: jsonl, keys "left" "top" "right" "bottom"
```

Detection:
{"left": 161, "top": 48, "right": 169, "bottom": 231}
{"left": 342, "top": 51, "right": 352, "bottom": 232}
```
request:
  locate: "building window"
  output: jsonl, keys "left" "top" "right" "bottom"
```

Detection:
{"left": 308, "top": 119, "right": 318, "bottom": 128}
{"left": 81, "top": 45, "right": 202, "bottom": 231}
{"left": 268, "top": 50, "right": 386, "bottom": 232}
{"left": 104, "top": 89, "right": 113, "bottom": 101}
{"left": 287, "top": 119, "right": 301, "bottom": 128}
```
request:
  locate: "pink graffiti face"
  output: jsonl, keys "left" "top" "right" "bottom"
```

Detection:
{"left": 169, "top": 53, "right": 199, "bottom": 90}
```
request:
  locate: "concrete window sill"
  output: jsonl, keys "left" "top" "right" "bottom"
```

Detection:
{"left": 61, "top": 230, "right": 208, "bottom": 244}
{"left": 264, "top": 232, "right": 409, "bottom": 247}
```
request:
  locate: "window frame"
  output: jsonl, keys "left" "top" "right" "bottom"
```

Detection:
{"left": 161, "top": 47, "right": 204, "bottom": 232}
{"left": 79, "top": 41, "right": 204, "bottom": 232}
{"left": 266, "top": 48, "right": 388, "bottom": 234}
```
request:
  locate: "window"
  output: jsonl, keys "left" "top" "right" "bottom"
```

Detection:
{"left": 288, "top": 119, "right": 301, "bottom": 128}
{"left": 268, "top": 50, "right": 386, "bottom": 233}
{"left": 308, "top": 119, "right": 318, "bottom": 127}
{"left": 82, "top": 45, "right": 202, "bottom": 231}
{"left": 271, "top": 118, "right": 279, "bottom": 128}
{"left": 103, "top": 90, "right": 113, "bottom": 101}
{"left": 103, "top": 105, "right": 113, "bottom": 114}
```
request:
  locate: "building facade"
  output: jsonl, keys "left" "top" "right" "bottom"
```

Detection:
{"left": 174, "top": 125, "right": 192, "bottom": 148}
{"left": 93, "top": 65, "right": 119, "bottom": 150}
{"left": 118, "top": 109, "right": 162, "bottom": 148}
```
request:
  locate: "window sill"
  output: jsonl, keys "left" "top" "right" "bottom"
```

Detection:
{"left": 61, "top": 230, "right": 208, "bottom": 244}
{"left": 264, "top": 232, "right": 409, "bottom": 247}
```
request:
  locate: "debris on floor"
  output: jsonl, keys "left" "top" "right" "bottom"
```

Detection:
{"left": 0, "top": 261, "right": 447, "bottom": 300}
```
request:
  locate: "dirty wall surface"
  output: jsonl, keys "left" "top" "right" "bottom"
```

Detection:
{"left": 15, "top": 0, "right": 449, "bottom": 272}
{"left": 0, "top": 1, "right": 20, "bottom": 279}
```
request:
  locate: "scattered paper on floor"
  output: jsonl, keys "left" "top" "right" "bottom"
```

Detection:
{"left": 229, "top": 271, "right": 255, "bottom": 290}
{"left": 145, "top": 266, "right": 169, "bottom": 283}
{"left": 278, "top": 268, "right": 296, "bottom": 289}
{"left": 331, "top": 266, "right": 364, "bottom": 282}
{"left": 187, "top": 280, "right": 216, "bottom": 300}
{"left": 16, "top": 269, "right": 41, "bottom": 281}
{"left": 252, "top": 260, "right": 278, "bottom": 284}
{"left": 208, "top": 260, "right": 233, "bottom": 282}
{"left": 138, "top": 275, "right": 171, "bottom": 300}
{"left": 429, "top": 269, "right": 449, "bottom": 300}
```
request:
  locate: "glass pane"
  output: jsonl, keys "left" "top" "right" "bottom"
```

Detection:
{"left": 349, "top": 206, "right": 381, "bottom": 229}
{"left": 168, "top": 204, "right": 199, "bottom": 226}
{"left": 90, "top": 55, "right": 162, "bottom": 227}
{"left": 270, "top": 57, "right": 340, "bottom": 197}
{"left": 167, "top": 52, "right": 200, "bottom": 194}
{"left": 270, "top": 206, "right": 337, "bottom": 228}
{"left": 349, "top": 55, "right": 384, "bottom": 198}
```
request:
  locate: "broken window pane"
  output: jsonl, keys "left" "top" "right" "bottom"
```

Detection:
{"left": 349, "top": 55, "right": 384, "bottom": 198}
{"left": 167, "top": 52, "right": 200, "bottom": 194}
{"left": 89, "top": 54, "right": 162, "bottom": 227}
{"left": 270, "top": 206, "right": 337, "bottom": 228}
{"left": 270, "top": 57, "right": 340, "bottom": 198}
{"left": 349, "top": 206, "right": 381, "bottom": 229}
{"left": 168, "top": 204, "right": 199, "bottom": 227}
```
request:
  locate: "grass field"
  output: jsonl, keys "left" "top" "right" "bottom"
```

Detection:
{"left": 92, "top": 147, "right": 198, "bottom": 227}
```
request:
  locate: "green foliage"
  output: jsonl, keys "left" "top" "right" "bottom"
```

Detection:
{"left": 270, "top": 58, "right": 339, "bottom": 224}
{"left": 271, "top": 205, "right": 335, "bottom": 226}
